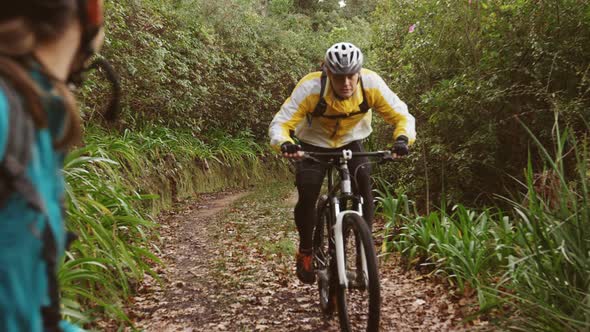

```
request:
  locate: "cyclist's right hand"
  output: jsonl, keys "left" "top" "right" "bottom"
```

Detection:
{"left": 281, "top": 142, "right": 304, "bottom": 159}
{"left": 391, "top": 135, "right": 409, "bottom": 158}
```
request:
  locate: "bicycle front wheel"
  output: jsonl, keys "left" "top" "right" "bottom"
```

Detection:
{"left": 336, "top": 213, "right": 380, "bottom": 332}
{"left": 313, "top": 196, "right": 336, "bottom": 315}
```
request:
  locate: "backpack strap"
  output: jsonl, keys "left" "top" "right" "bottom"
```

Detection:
{"left": 0, "top": 77, "right": 45, "bottom": 213}
{"left": 312, "top": 69, "right": 328, "bottom": 117}
{"left": 308, "top": 73, "right": 370, "bottom": 123}
{"left": 306, "top": 69, "right": 328, "bottom": 126}
{"left": 41, "top": 224, "right": 61, "bottom": 332}
{"left": 358, "top": 76, "right": 370, "bottom": 113}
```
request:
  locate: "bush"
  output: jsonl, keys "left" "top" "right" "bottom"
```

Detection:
{"left": 371, "top": 0, "right": 590, "bottom": 207}
{"left": 81, "top": 0, "right": 374, "bottom": 139}
{"left": 378, "top": 122, "right": 590, "bottom": 331}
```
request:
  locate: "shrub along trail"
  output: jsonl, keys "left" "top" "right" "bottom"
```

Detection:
{"left": 128, "top": 182, "right": 489, "bottom": 331}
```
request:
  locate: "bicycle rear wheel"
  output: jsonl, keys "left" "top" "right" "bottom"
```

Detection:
{"left": 336, "top": 213, "right": 380, "bottom": 332}
{"left": 313, "top": 196, "right": 336, "bottom": 315}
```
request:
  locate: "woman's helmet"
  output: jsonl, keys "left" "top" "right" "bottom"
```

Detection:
{"left": 324, "top": 42, "right": 363, "bottom": 75}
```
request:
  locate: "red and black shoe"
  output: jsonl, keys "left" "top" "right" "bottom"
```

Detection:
{"left": 296, "top": 248, "right": 315, "bottom": 284}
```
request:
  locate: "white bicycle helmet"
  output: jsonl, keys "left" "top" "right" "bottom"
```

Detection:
{"left": 324, "top": 42, "right": 363, "bottom": 74}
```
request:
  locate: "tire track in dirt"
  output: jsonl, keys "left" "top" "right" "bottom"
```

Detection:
{"left": 127, "top": 184, "right": 491, "bottom": 331}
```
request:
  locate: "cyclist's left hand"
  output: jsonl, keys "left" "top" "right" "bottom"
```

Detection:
{"left": 391, "top": 136, "right": 409, "bottom": 158}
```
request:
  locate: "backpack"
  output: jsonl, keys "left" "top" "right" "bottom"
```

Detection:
{"left": 306, "top": 68, "right": 371, "bottom": 126}
{"left": 0, "top": 76, "right": 66, "bottom": 332}
{"left": 0, "top": 77, "right": 45, "bottom": 213}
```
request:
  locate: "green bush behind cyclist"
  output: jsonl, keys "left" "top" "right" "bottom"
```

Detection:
{"left": 268, "top": 42, "right": 416, "bottom": 284}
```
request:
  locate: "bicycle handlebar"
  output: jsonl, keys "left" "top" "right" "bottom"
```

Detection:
{"left": 302, "top": 149, "right": 399, "bottom": 163}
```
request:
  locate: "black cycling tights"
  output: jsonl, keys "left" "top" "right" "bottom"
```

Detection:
{"left": 294, "top": 140, "right": 374, "bottom": 251}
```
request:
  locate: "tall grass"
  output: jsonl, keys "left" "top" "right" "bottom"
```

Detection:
{"left": 60, "top": 125, "right": 278, "bottom": 326}
{"left": 376, "top": 187, "right": 510, "bottom": 309}
{"left": 62, "top": 145, "right": 158, "bottom": 324}
{"left": 495, "top": 123, "right": 590, "bottom": 331}
{"left": 377, "top": 123, "right": 590, "bottom": 330}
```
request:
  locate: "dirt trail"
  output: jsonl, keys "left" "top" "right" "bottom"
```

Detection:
{"left": 128, "top": 185, "right": 489, "bottom": 332}
{"left": 129, "top": 191, "right": 249, "bottom": 331}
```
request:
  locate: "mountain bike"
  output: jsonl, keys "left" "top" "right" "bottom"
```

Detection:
{"left": 305, "top": 149, "right": 395, "bottom": 332}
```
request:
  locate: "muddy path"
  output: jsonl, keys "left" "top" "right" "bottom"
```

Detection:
{"left": 127, "top": 183, "right": 490, "bottom": 331}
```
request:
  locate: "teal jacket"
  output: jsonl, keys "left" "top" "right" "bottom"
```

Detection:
{"left": 0, "top": 69, "right": 83, "bottom": 332}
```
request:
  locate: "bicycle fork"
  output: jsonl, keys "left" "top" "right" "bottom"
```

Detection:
{"left": 332, "top": 197, "right": 368, "bottom": 289}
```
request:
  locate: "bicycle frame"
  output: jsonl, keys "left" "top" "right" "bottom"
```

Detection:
{"left": 307, "top": 148, "right": 393, "bottom": 331}
{"left": 308, "top": 149, "right": 392, "bottom": 289}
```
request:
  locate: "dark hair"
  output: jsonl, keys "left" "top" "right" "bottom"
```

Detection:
{"left": 0, "top": 0, "right": 81, "bottom": 149}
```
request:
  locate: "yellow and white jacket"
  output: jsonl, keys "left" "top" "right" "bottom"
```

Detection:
{"left": 269, "top": 68, "right": 416, "bottom": 150}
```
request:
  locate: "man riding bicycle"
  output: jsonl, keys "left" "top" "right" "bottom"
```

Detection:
{"left": 268, "top": 42, "right": 416, "bottom": 284}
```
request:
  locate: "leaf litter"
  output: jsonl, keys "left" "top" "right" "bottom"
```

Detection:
{"left": 122, "top": 183, "right": 492, "bottom": 331}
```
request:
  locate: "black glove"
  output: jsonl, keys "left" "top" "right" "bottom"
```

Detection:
{"left": 392, "top": 136, "right": 409, "bottom": 156}
{"left": 281, "top": 142, "right": 302, "bottom": 154}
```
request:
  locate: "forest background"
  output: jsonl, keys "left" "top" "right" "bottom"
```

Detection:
{"left": 63, "top": 0, "right": 589, "bottom": 331}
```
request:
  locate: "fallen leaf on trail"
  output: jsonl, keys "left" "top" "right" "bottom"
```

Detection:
{"left": 413, "top": 299, "right": 426, "bottom": 306}
{"left": 114, "top": 188, "right": 487, "bottom": 332}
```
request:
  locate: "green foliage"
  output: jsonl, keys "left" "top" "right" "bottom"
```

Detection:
{"left": 378, "top": 123, "right": 590, "bottom": 330}
{"left": 293, "top": 0, "right": 339, "bottom": 13}
{"left": 81, "top": 0, "right": 374, "bottom": 139}
{"left": 269, "top": 0, "right": 294, "bottom": 16}
{"left": 495, "top": 123, "right": 590, "bottom": 331}
{"left": 61, "top": 125, "right": 278, "bottom": 325}
{"left": 371, "top": 0, "right": 590, "bottom": 206}
{"left": 377, "top": 188, "right": 509, "bottom": 309}
{"left": 62, "top": 145, "right": 157, "bottom": 324}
